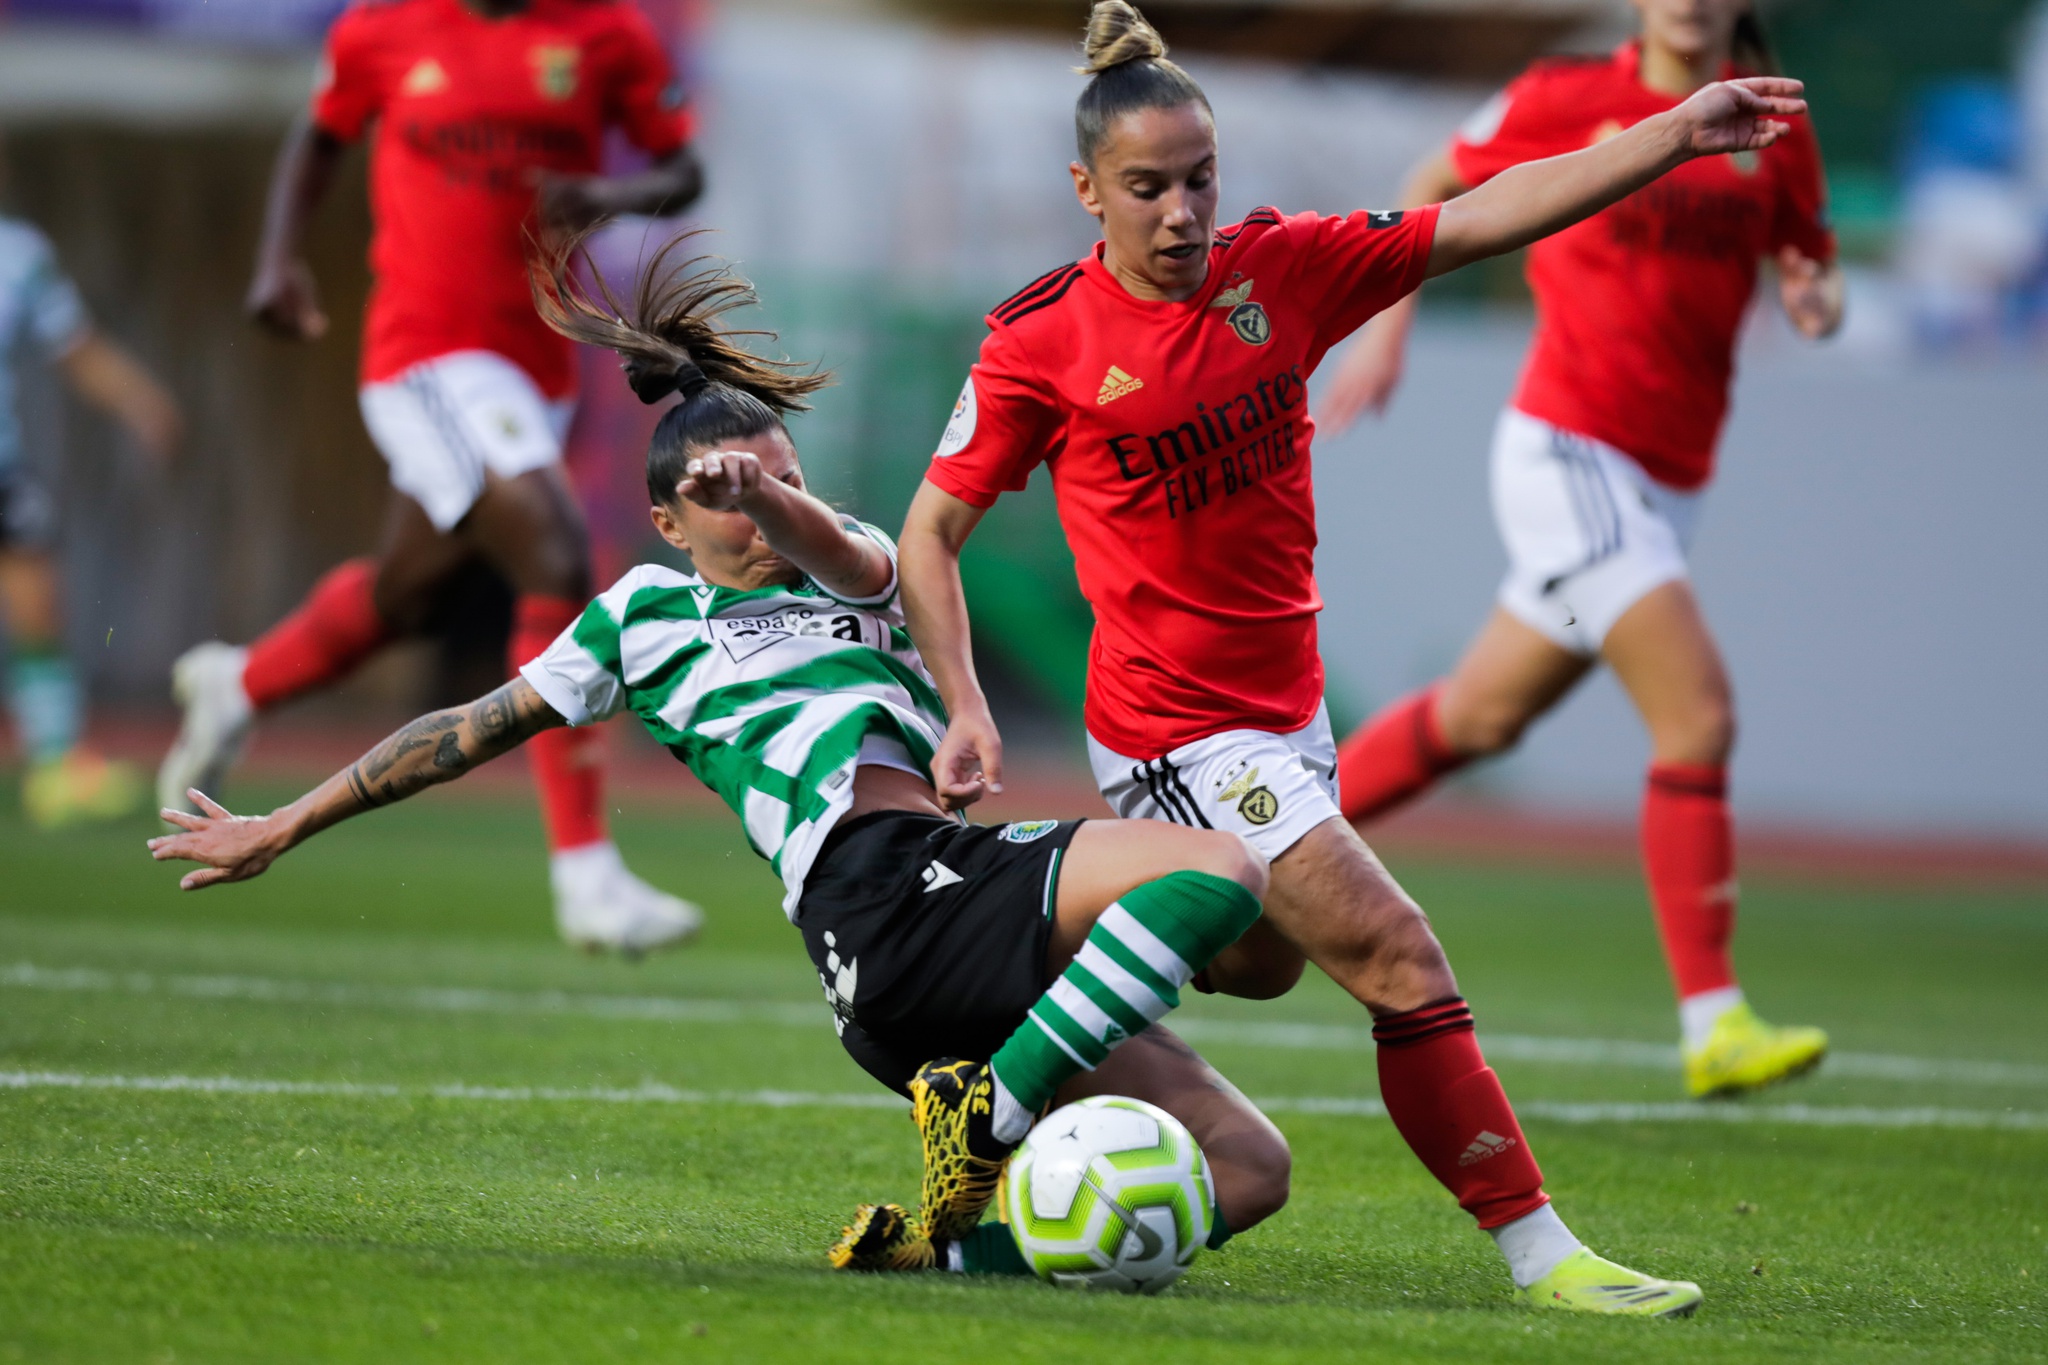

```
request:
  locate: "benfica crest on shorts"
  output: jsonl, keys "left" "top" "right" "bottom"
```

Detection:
{"left": 1210, "top": 278, "right": 1271, "bottom": 346}
{"left": 530, "top": 44, "right": 580, "bottom": 101}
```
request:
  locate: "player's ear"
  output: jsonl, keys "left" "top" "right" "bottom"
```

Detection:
{"left": 1071, "top": 161, "right": 1105, "bottom": 222}
{"left": 650, "top": 500, "right": 692, "bottom": 554}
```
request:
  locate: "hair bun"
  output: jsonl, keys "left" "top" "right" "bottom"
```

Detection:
{"left": 1080, "top": 0, "right": 1166, "bottom": 76}
{"left": 622, "top": 353, "right": 710, "bottom": 406}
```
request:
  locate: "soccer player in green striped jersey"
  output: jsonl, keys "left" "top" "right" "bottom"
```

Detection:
{"left": 150, "top": 231, "right": 1301, "bottom": 1277}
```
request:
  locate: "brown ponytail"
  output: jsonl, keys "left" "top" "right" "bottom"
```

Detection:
{"left": 532, "top": 227, "right": 830, "bottom": 506}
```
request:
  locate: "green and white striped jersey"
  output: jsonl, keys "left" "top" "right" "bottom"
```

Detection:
{"left": 519, "top": 521, "right": 949, "bottom": 918}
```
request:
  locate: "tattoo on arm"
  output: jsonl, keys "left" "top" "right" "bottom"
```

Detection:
{"left": 340, "top": 680, "right": 561, "bottom": 816}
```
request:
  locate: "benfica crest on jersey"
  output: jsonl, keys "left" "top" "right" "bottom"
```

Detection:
{"left": 1210, "top": 278, "right": 1271, "bottom": 346}
{"left": 530, "top": 44, "right": 580, "bottom": 101}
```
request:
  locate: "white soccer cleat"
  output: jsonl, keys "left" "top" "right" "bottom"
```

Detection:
{"left": 551, "top": 841, "right": 704, "bottom": 956}
{"left": 157, "top": 642, "right": 255, "bottom": 820}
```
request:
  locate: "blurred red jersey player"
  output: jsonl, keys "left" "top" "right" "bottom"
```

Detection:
{"left": 159, "top": 0, "right": 710, "bottom": 954}
{"left": 1323, "top": 1, "right": 1842, "bottom": 1096}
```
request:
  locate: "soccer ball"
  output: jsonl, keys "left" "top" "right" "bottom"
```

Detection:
{"left": 1004, "top": 1095, "right": 1214, "bottom": 1293}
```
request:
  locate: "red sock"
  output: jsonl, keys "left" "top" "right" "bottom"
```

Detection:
{"left": 1642, "top": 763, "right": 1737, "bottom": 1000}
{"left": 241, "top": 559, "right": 393, "bottom": 711}
{"left": 512, "top": 595, "right": 608, "bottom": 853}
{"left": 1374, "top": 997, "right": 1548, "bottom": 1229}
{"left": 1336, "top": 685, "right": 1469, "bottom": 822}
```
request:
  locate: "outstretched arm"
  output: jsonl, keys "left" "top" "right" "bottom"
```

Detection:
{"left": 898, "top": 479, "right": 1001, "bottom": 810}
{"left": 149, "top": 679, "right": 565, "bottom": 889}
{"left": 1427, "top": 77, "right": 1808, "bottom": 278}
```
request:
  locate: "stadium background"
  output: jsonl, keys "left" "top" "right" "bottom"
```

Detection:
{"left": 0, "top": 0, "right": 2042, "bottom": 834}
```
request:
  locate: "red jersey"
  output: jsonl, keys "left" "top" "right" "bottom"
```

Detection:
{"left": 928, "top": 206, "right": 1440, "bottom": 759}
{"left": 1450, "top": 43, "right": 1834, "bottom": 489}
{"left": 312, "top": 0, "right": 693, "bottom": 398}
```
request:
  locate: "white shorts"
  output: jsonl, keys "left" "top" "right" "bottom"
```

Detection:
{"left": 1088, "top": 703, "right": 1342, "bottom": 863}
{"left": 359, "top": 350, "right": 577, "bottom": 532}
{"left": 1491, "top": 407, "right": 1702, "bottom": 656}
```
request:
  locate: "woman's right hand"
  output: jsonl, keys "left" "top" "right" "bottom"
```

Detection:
{"left": 247, "top": 257, "right": 328, "bottom": 341}
{"left": 931, "top": 708, "right": 1004, "bottom": 812}
{"left": 148, "top": 791, "right": 295, "bottom": 890}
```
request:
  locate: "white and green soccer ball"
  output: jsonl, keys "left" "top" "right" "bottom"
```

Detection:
{"left": 1004, "top": 1095, "right": 1214, "bottom": 1293}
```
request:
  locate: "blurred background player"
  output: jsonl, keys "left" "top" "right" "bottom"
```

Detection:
{"left": 156, "top": 0, "right": 708, "bottom": 954}
{"left": 1322, "top": 0, "right": 1838, "bottom": 1098}
{"left": 0, "top": 208, "right": 181, "bottom": 829}
{"left": 895, "top": 1, "right": 1812, "bottom": 1314}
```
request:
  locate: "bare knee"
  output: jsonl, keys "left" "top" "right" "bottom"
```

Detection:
{"left": 1218, "top": 1125, "right": 1291, "bottom": 1234}
{"left": 1189, "top": 831, "right": 1269, "bottom": 902}
{"left": 1651, "top": 693, "right": 1736, "bottom": 767}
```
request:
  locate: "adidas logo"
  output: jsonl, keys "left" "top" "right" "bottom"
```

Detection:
{"left": 921, "top": 861, "right": 964, "bottom": 893}
{"left": 1096, "top": 365, "right": 1143, "bottom": 405}
{"left": 1458, "top": 1130, "right": 1515, "bottom": 1167}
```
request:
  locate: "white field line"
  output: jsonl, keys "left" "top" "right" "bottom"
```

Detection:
{"left": 7, "top": 959, "right": 2046, "bottom": 1090}
{"left": 3, "top": 1069, "right": 2046, "bottom": 1132}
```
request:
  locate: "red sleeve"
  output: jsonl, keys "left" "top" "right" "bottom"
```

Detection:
{"left": 601, "top": 5, "right": 695, "bottom": 155}
{"left": 1447, "top": 68, "right": 1582, "bottom": 187}
{"left": 1769, "top": 117, "right": 1836, "bottom": 265}
{"left": 1287, "top": 204, "right": 1441, "bottom": 353}
{"left": 309, "top": 5, "right": 384, "bottom": 144}
{"left": 924, "top": 324, "right": 1064, "bottom": 509}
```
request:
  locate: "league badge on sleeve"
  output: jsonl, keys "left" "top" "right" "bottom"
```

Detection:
{"left": 936, "top": 374, "right": 978, "bottom": 457}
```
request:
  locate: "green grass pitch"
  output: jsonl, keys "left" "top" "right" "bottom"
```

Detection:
{"left": 1, "top": 778, "right": 2043, "bottom": 1363}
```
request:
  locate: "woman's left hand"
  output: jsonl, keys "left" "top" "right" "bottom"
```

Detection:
{"left": 1674, "top": 77, "right": 1808, "bottom": 157}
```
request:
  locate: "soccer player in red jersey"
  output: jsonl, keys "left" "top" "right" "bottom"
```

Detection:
{"left": 157, "top": 0, "right": 708, "bottom": 953}
{"left": 896, "top": 0, "right": 1811, "bottom": 1315}
{"left": 1322, "top": 0, "right": 1839, "bottom": 1098}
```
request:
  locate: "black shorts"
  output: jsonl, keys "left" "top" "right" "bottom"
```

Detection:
{"left": 798, "top": 810, "right": 1084, "bottom": 1096}
{"left": 0, "top": 472, "right": 55, "bottom": 551}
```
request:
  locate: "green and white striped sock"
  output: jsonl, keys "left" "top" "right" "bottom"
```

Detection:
{"left": 989, "top": 870, "right": 1261, "bottom": 1143}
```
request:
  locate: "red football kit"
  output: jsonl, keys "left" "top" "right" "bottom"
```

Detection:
{"left": 1450, "top": 42, "right": 1834, "bottom": 489}
{"left": 312, "top": 0, "right": 693, "bottom": 398}
{"left": 927, "top": 206, "right": 1440, "bottom": 759}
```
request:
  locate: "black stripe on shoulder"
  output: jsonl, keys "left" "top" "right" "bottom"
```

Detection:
{"left": 992, "top": 262, "right": 1083, "bottom": 322}
{"left": 995, "top": 265, "right": 1085, "bottom": 325}
{"left": 1213, "top": 206, "right": 1283, "bottom": 248}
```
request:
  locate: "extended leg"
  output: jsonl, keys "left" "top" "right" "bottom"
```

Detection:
{"left": 834, "top": 820, "right": 1267, "bottom": 1265}
{"left": 1259, "top": 816, "right": 1700, "bottom": 1314}
{"left": 1603, "top": 580, "right": 1825, "bottom": 1096}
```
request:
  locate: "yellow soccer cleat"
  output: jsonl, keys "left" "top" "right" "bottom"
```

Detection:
{"left": 1518, "top": 1247, "right": 1703, "bottom": 1318}
{"left": 23, "top": 748, "right": 145, "bottom": 830}
{"left": 1683, "top": 1001, "right": 1828, "bottom": 1099}
{"left": 828, "top": 1202, "right": 936, "bottom": 1272}
{"left": 906, "top": 1058, "right": 1014, "bottom": 1244}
